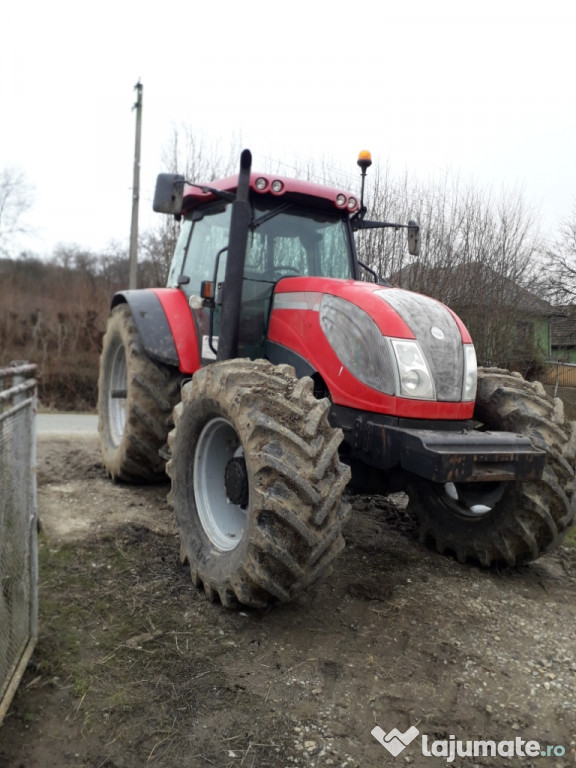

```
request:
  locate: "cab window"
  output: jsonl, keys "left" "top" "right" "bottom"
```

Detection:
{"left": 167, "top": 205, "right": 231, "bottom": 296}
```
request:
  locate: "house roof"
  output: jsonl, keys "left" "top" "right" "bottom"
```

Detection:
{"left": 390, "top": 261, "right": 558, "bottom": 317}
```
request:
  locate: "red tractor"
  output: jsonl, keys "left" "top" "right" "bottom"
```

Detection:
{"left": 98, "top": 149, "right": 576, "bottom": 608}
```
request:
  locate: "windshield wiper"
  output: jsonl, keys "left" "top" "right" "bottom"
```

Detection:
{"left": 250, "top": 203, "right": 294, "bottom": 230}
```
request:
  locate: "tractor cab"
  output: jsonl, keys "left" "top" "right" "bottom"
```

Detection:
{"left": 162, "top": 173, "right": 359, "bottom": 360}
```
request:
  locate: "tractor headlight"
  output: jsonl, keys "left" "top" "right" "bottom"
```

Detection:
{"left": 462, "top": 344, "right": 477, "bottom": 401}
{"left": 390, "top": 339, "right": 435, "bottom": 400}
{"left": 319, "top": 295, "right": 396, "bottom": 394}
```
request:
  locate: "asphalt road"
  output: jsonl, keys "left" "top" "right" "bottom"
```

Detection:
{"left": 36, "top": 413, "right": 99, "bottom": 435}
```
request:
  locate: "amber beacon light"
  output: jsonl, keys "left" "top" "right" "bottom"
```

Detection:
{"left": 357, "top": 150, "right": 372, "bottom": 171}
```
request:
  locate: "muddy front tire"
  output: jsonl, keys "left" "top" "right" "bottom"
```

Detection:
{"left": 407, "top": 368, "right": 576, "bottom": 566}
{"left": 167, "top": 359, "right": 351, "bottom": 608}
{"left": 98, "top": 304, "right": 183, "bottom": 482}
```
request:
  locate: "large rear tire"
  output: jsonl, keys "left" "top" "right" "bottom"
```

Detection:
{"left": 167, "top": 359, "right": 351, "bottom": 608}
{"left": 407, "top": 368, "right": 576, "bottom": 566}
{"left": 98, "top": 304, "right": 183, "bottom": 482}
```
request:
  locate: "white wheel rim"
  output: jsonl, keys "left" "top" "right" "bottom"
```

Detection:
{"left": 108, "top": 341, "right": 127, "bottom": 446}
{"left": 443, "top": 481, "right": 504, "bottom": 518}
{"left": 194, "top": 417, "right": 247, "bottom": 551}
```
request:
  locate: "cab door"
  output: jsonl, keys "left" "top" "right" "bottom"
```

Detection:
{"left": 167, "top": 203, "right": 231, "bottom": 365}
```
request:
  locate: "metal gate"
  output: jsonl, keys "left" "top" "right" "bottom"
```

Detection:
{"left": 0, "top": 362, "right": 37, "bottom": 724}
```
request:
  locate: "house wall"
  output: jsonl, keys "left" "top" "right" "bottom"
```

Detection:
{"left": 534, "top": 318, "right": 551, "bottom": 358}
{"left": 551, "top": 346, "right": 576, "bottom": 364}
{"left": 515, "top": 317, "right": 550, "bottom": 364}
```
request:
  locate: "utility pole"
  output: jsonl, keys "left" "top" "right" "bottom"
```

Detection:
{"left": 129, "top": 80, "right": 143, "bottom": 289}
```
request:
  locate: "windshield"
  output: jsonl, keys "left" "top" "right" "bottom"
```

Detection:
{"left": 245, "top": 204, "right": 354, "bottom": 281}
{"left": 168, "top": 201, "right": 355, "bottom": 359}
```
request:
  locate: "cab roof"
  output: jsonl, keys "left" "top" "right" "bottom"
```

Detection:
{"left": 182, "top": 172, "right": 360, "bottom": 214}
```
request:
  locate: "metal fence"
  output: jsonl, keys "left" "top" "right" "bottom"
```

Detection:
{"left": 0, "top": 363, "right": 37, "bottom": 725}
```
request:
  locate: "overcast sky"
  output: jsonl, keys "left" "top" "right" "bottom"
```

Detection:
{"left": 1, "top": 0, "right": 574, "bottom": 258}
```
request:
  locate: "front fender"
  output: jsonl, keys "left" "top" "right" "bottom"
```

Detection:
{"left": 111, "top": 289, "right": 200, "bottom": 373}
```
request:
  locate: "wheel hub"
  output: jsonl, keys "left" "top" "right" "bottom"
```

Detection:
{"left": 444, "top": 481, "right": 506, "bottom": 517}
{"left": 108, "top": 341, "right": 128, "bottom": 446}
{"left": 225, "top": 457, "right": 249, "bottom": 507}
{"left": 193, "top": 417, "right": 248, "bottom": 551}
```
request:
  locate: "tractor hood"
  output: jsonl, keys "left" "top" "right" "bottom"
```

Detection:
{"left": 266, "top": 277, "right": 476, "bottom": 420}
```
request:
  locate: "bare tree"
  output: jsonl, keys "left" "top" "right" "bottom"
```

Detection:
{"left": 543, "top": 201, "right": 576, "bottom": 304}
{"left": 52, "top": 243, "right": 96, "bottom": 273}
{"left": 0, "top": 166, "right": 34, "bottom": 256}
{"left": 161, "top": 125, "right": 241, "bottom": 181}
{"left": 139, "top": 218, "right": 179, "bottom": 286}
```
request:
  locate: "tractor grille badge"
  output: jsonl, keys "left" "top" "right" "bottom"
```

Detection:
{"left": 430, "top": 326, "right": 445, "bottom": 340}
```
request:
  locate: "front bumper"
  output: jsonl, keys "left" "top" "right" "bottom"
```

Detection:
{"left": 330, "top": 405, "right": 545, "bottom": 484}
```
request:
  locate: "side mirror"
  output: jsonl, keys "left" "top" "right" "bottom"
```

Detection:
{"left": 153, "top": 173, "right": 185, "bottom": 214}
{"left": 407, "top": 220, "right": 420, "bottom": 257}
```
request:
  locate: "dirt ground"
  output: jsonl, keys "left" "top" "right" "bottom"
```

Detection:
{"left": 1, "top": 434, "right": 576, "bottom": 768}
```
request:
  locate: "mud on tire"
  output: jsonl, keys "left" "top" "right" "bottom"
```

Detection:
{"left": 407, "top": 368, "right": 576, "bottom": 566}
{"left": 166, "top": 359, "right": 351, "bottom": 608}
{"left": 98, "top": 304, "right": 183, "bottom": 482}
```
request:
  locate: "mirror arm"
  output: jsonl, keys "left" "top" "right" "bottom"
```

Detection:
{"left": 153, "top": 174, "right": 236, "bottom": 216}
{"left": 357, "top": 260, "right": 379, "bottom": 284}
{"left": 353, "top": 219, "right": 405, "bottom": 231}
{"left": 185, "top": 182, "right": 236, "bottom": 202}
{"left": 353, "top": 218, "right": 421, "bottom": 257}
